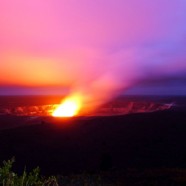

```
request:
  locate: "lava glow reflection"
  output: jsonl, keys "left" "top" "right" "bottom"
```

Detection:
{"left": 52, "top": 95, "right": 81, "bottom": 117}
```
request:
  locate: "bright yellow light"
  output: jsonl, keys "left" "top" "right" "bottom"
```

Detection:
{"left": 52, "top": 95, "right": 81, "bottom": 117}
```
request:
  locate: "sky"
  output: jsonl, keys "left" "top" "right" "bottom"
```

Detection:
{"left": 0, "top": 0, "right": 186, "bottom": 100}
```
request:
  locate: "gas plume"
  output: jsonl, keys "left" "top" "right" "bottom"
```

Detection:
{"left": 0, "top": 0, "right": 186, "bottom": 111}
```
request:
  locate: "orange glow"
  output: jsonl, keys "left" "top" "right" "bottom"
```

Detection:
{"left": 52, "top": 95, "right": 81, "bottom": 117}
{"left": 0, "top": 53, "right": 73, "bottom": 86}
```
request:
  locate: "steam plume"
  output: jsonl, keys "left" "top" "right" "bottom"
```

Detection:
{"left": 0, "top": 0, "right": 186, "bottom": 108}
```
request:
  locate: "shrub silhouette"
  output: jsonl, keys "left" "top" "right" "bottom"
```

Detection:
{"left": 0, "top": 157, "right": 58, "bottom": 186}
{"left": 100, "top": 152, "right": 112, "bottom": 171}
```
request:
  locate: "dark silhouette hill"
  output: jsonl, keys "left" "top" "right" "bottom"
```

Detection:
{"left": 0, "top": 109, "right": 186, "bottom": 175}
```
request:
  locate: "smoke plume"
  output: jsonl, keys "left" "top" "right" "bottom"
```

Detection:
{"left": 0, "top": 0, "right": 186, "bottom": 109}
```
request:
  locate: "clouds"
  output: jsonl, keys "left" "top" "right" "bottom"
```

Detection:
{"left": 0, "top": 0, "right": 186, "bottom": 99}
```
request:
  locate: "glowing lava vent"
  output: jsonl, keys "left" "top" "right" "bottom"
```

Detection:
{"left": 52, "top": 95, "right": 81, "bottom": 117}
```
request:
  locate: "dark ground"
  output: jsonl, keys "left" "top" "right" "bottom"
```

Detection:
{"left": 0, "top": 96, "right": 186, "bottom": 185}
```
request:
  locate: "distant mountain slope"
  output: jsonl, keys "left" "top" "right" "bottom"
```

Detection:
{"left": 0, "top": 109, "right": 186, "bottom": 175}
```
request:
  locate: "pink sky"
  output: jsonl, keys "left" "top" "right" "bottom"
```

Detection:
{"left": 0, "top": 0, "right": 186, "bottom": 97}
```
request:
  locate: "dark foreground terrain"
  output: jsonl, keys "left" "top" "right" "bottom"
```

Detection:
{"left": 0, "top": 96, "right": 186, "bottom": 185}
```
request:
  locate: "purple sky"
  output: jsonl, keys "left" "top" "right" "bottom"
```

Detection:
{"left": 0, "top": 0, "right": 186, "bottom": 97}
